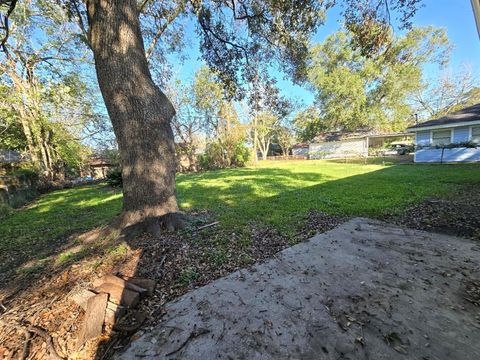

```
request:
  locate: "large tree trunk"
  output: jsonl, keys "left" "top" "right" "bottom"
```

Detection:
{"left": 17, "top": 109, "right": 38, "bottom": 165}
{"left": 86, "top": 0, "right": 181, "bottom": 232}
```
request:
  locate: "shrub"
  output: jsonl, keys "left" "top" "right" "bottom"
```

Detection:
{"left": 106, "top": 169, "right": 123, "bottom": 187}
{"left": 9, "top": 166, "right": 39, "bottom": 182}
{"left": 199, "top": 141, "right": 250, "bottom": 170}
{"left": 198, "top": 142, "right": 224, "bottom": 170}
{"left": 444, "top": 141, "right": 478, "bottom": 149}
{"left": 232, "top": 142, "right": 250, "bottom": 166}
{"left": 416, "top": 141, "right": 479, "bottom": 150}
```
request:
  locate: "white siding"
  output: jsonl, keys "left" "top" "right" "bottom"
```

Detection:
{"left": 309, "top": 139, "right": 367, "bottom": 159}
{"left": 415, "top": 147, "right": 480, "bottom": 163}
{"left": 292, "top": 147, "right": 309, "bottom": 156}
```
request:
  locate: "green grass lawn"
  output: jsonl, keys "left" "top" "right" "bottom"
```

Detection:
{"left": 1, "top": 161, "right": 479, "bottom": 274}
{"left": 177, "top": 161, "right": 480, "bottom": 231}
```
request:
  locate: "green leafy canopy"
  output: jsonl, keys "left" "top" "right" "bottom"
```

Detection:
{"left": 306, "top": 26, "right": 450, "bottom": 134}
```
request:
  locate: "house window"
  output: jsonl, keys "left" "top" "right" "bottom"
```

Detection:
{"left": 431, "top": 129, "right": 451, "bottom": 146}
{"left": 472, "top": 126, "right": 480, "bottom": 144}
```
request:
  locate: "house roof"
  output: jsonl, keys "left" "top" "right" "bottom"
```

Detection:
{"left": 408, "top": 103, "right": 480, "bottom": 131}
{"left": 312, "top": 130, "right": 371, "bottom": 142}
{"left": 311, "top": 131, "right": 413, "bottom": 143}
{"left": 88, "top": 156, "right": 115, "bottom": 167}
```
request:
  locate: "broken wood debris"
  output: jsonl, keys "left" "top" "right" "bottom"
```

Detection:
{"left": 93, "top": 274, "right": 148, "bottom": 295}
{"left": 68, "top": 274, "right": 157, "bottom": 350}
{"left": 120, "top": 276, "right": 156, "bottom": 296}
{"left": 94, "top": 282, "right": 140, "bottom": 308}
{"left": 196, "top": 221, "right": 220, "bottom": 231}
{"left": 76, "top": 293, "right": 109, "bottom": 349}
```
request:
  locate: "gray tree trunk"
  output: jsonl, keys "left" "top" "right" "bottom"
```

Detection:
{"left": 86, "top": 0, "right": 181, "bottom": 231}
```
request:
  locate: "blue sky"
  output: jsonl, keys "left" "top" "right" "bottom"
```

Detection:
{"left": 170, "top": 0, "right": 480, "bottom": 107}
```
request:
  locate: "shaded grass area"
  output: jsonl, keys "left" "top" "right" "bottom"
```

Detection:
{"left": 1, "top": 161, "right": 479, "bottom": 276}
{"left": 0, "top": 185, "right": 122, "bottom": 275}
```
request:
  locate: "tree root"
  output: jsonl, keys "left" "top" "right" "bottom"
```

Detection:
{"left": 20, "top": 331, "right": 31, "bottom": 360}
{"left": 27, "top": 326, "right": 64, "bottom": 360}
{"left": 120, "top": 212, "right": 186, "bottom": 239}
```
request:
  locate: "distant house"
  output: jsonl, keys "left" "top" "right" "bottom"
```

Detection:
{"left": 309, "top": 137, "right": 369, "bottom": 159}
{"left": 0, "top": 150, "right": 30, "bottom": 174}
{"left": 292, "top": 144, "right": 309, "bottom": 157}
{"left": 292, "top": 131, "right": 414, "bottom": 159}
{"left": 82, "top": 156, "right": 117, "bottom": 179}
{"left": 407, "top": 103, "right": 480, "bottom": 163}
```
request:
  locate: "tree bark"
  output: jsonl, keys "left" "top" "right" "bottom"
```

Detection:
{"left": 86, "top": 0, "right": 181, "bottom": 231}
{"left": 17, "top": 109, "right": 38, "bottom": 165}
{"left": 258, "top": 138, "right": 269, "bottom": 160}
{"left": 33, "top": 124, "right": 51, "bottom": 177}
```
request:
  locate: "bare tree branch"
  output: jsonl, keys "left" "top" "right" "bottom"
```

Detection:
{"left": 146, "top": 2, "right": 185, "bottom": 60}
{"left": 0, "top": 0, "right": 18, "bottom": 53}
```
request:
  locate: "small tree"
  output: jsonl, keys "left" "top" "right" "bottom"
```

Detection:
{"left": 254, "top": 111, "right": 279, "bottom": 160}
{"left": 276, "top": 125, "right": 296, "bottom": 156}
{"left": 248, "top": 72, "right": 291, "bottom": 160}
{"left": 0, "top": 2, "right": 105, "bottom": 180}
{"left": 192, "top": 67, "right": 248, "bottom": 168}
{"left": 293, "top": 107, "right": 326, "bottom": 143}
{"left": 166, "top": 80, "right": 203, "bottom": 172}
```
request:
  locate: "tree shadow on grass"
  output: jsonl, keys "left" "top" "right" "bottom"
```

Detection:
{"left": 178, "top": 163, "right": 480, "bottom": 230}
{"left": 0, "top": 167, "right": 326, "bottom": 293}
{"left": 0, "top": 163, "right": 479, "bottom": 358}
{"left": 0, "top": 184, "right": 122, "bottom": 288}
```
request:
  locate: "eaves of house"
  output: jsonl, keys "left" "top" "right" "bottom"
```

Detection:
{"left": 407, "top": 103, "right": 480, "bottom": 132}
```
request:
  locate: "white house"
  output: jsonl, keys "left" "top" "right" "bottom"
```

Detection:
{"left": 292, "top": 132, "right": 414, "bottom": 159}
{"left": 407, "top": 103, "right": 480, "bottom": 163}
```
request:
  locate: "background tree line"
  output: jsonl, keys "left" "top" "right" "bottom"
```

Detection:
{"left": 0, "top": 0, "right": 112, "bottom": 180}
{"left": 2, "top": 1, "right": 478, "bottom": 180}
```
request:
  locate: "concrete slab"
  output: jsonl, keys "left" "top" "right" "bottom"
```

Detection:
{"left": 118, "top": 218, "right": 480, "bottom": 360}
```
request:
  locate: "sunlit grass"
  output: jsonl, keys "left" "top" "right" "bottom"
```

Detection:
{"left": 177, "top": 161, "right": 480, "bottom": 231}
{"left": 1, "top": 161, "right": 479, "bottom": 274}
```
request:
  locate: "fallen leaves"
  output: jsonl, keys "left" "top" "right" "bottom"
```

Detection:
{"left": 385, "top": 189, "right": 480, "bottom": 242}
{"left": 0, "top": 210, "right": 345, "bottom": 359}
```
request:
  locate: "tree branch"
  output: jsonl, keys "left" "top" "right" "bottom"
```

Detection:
{"left": 0, "top": 0, "right": 18, "bottom": 53}
{"left": 71, "top": 0, "right": 91, "bottom": 49}
{"left": 145, "top": 2, "right": 184, "bottom": 60}
{"left": 138, "top": 0, "right": 154, "bottom": 13}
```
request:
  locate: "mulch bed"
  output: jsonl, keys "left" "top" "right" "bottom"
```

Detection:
{"left": 0, "top": 210, "right": 345, "bottom": 359}
{"left": 384, "top": 189, "right": 480, "bottom": 242}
